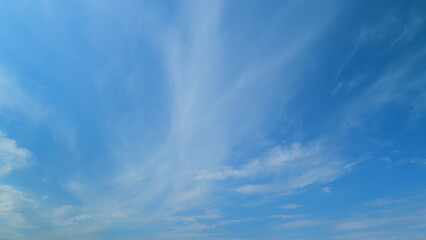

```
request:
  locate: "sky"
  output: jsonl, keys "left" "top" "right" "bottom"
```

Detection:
{"left": 0, "top": 0, "right": 426, "bottom": 239}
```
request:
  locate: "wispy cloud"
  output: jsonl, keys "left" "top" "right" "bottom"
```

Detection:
{"left": 0, "top": 185, "right": 37, "bottom": 239}
{"left": 332, "top": 10, "right": 426, "bottom": 131}
{"left": 335, "top": 217, "right": 394, "bottom": 230}
{"left": 165, "top": 211, "right": 258, "bottom": 239}
{"left": 281, "top": 204, "right": 301, "bottom": 209}
{"left": 2, "top": 0, "right": 424, "bottom": 239}
{"left": 58, "top": 0, "right": 339, "bottom": 230}
{"left": 0, "top": 132, "right": 31, "bottom": 176}
{"left": 334, "top": 9, "right": 425, "bottom": 92}
{"left": 277, "top": 219, "right": 324, "bottom": 229}
{"left": 322, "top": 186, "right": 332, "bottom": 193}
{"left": 200, "top": 140, "right": 351, "bottom": 195}
{"left": 235, "top": 184, "right": 271, "bottom": 194}
{"left": 365, "top": 198, "right": 408, "bottom": 207}
{"left": 341, "top": 61, "right": 426, "bottom": 129}
{"left": 333, "top": 196, "right": 426, "bottom": 233}
{"left": 168, "top": 210, "right": 221, "bottom": 222}
{"left": 270, "top": 214, "right": 305, "bottom": 219}
{"left": 0, "top": 69, "right": 45, "bottom": 121}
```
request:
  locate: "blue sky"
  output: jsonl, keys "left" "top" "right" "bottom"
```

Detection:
{"left": 0, "top": 0, "right": 426, "bottom": 239}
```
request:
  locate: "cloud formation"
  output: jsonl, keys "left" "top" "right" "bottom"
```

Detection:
{"left": 200, "top": 140, "right": 350, "bottom": 195}
{"left": 0, "top": 0, "right": 425, "bottom": 239}
{"left": 0, "top": 132, "right": 31, "bottom": 176}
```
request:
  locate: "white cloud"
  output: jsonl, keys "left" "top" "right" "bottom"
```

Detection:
{"left": 14, "top": 2, "right": 422, "bottom": 239}
{"left": 0, "top": 70, "right": 45, "bottom": 121}
{"left": 37, "top": 1, "right": 343, "bottom": 236}
{"left": 169, "top": 210, "right": 221, "bottom": 222}
{"left": 322, "top": 186, "right": 331, "bottom": 193}
{"left": 168, "top": 215, "right": 258, "bottom": 237}
{"left": 357, "top": 11, "right": 424, "bottom": 47}
{"left": 336, "top": 218, "right": 394, "bottom": 230}
{"left": 409, "top": 159, "right": 426, "bottom": 166}
{"left": 277, "top": 219, "right": 324, "bottom": 229}
{"left": 198, "top": 140, "right": 352, "bottom": 195}
{"left": 0, "top": 131, "right": 31, "bottom": 177}
{"left": 281, "top": 204, "right": 301, "bottom": 209}
{"left": 156, "top": 231, "right": 220, "bottom": 239}
{"left": 51, "top": 205, "right": 95, "bottom": 226}
{"left": 270, "top": 214, "right": 305, "bottom": 219}
{"left": 196, "top": 166, "right": 250, "bottom": 180}
{"left": 333, "top": 197, "right": 426, "bottom": 233}
{"left": 235, "top": 184, "right": 270, "bottom": 194}
{"left": 336, "top": 16, "right": 426, "bottom": 130}
{"left": 341, "top": 66, "right": 425, "bottom": 129}
{"left": 0, "top": 184, "right": 124, "bottom": 239}
{"left": 266, "top": 142, "right": 317, "bottom": 166}
{"left": 366, "top": 198, "right": 407, "bottom": 207}
{"left": 59, "top": 1, "right": 231, "bottom": 224}
{"left": 0, "top": 71, "right": 30, "bottom": 114}
{"left": 173, "top": 223, "right": 210, "bottom": 232}
{"left": 334, "top": 11, "right": 425, "bottom": 96}
{"left": 0, "top": 185, "right": 39, "bottom": 239}
{"left": 96, "top": 0, "right": 336, "bottom": 215}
